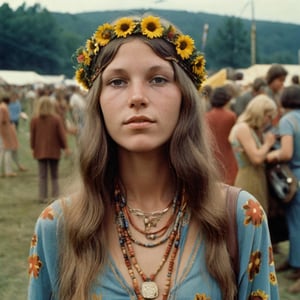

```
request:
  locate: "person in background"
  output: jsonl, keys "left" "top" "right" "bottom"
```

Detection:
{"left": 0, "top": 94, "right": 25, "bottom": 176}
{"left": 28, "top": 15, "right": 279, "bottom": 300}
{"left": 30, "top": 96, "right": 70, "bottom": 203}
{"left": 8, "top": 90, "right": 22, "bottom": 130}
{"left": 267, "top": 85, "right": 300, "bottom": 294}
{"left": 233, "top": 77, "right": 267, "bottom": 116}
{"left": 8, "top": 90, "right": 27, "bottom": 171}
{"left": 69, "top": 85, "right": 86, "bottom": 137}
{"left": 264, "top": 64, "right": 288, "bottom": 125}
{"left": 291, "top": 75, "right": 299, "bottom": 85}
{"left": 205, "top": 86, "right": 238, "bottom": 185}
{"left": 0, "top": 94, "right": 16, "bottom": 177}
{"left": 200, "top": 84, "right": 213, "bottom": 111}
{"left": 229, "top": 94, "right": 277, "bottom": 212}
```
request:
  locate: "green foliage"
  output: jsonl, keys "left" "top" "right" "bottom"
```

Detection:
{"left": 0, "top": 4, "right": 300, "bottom": 78}
{"left": 206, "top": 17, "right": 250, "bottom": 69}
{"left": 0, "top": 3, "right": 68, "bottom": 75}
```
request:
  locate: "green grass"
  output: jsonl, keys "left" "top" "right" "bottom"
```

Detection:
{"left": 0, "top": 119, "right": 76, "bottom": 300}
{"left": 0, "top": 120, "right": 299, "bottom": 299}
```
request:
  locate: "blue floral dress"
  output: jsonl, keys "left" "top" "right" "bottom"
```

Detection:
{"left": 28, "top": 190, "right": 279, "bottom": 300}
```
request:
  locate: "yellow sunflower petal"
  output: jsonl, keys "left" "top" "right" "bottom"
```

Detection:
{"left": 114, "top": 17, "right": 135, "bottom": 38}
{"left": 82, "top": 50, "right": 91, "bottom": 65}
{"left": 176, "top": 35, "right": 195, "bottom": 59}
{"left": 94, "top": 23, "right": 114, "bottom": 46}
{"left": 85, "top": 39, "right": 96, "bottom": 55}
{"left": 192, "top": 55, "right": 206, "bottom": 75}
{"left": 75, "top": 68, "right": 84, "bottom": 82}
{"left": 141, "top": 15, "right": 163, "bottom": 39}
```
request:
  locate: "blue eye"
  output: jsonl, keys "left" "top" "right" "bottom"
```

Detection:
{"left": 110, "top": 78, "right": 126, "bottom": 87}
{"left": 151, "top": 76, "right": 167, "bottom": 85}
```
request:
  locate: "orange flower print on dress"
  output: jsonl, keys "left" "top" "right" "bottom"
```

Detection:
{"left": 194, "top": 293, "right": 211, "bottom": 300}
{"left": 247, "top": 289, "right": 268, "bottom": 300}
{"left": 92, "top": 294, "right": 102, "bottom": 300}
{"left": 268, "top": 246, "right": 274, "bottom": 265}
{"left": 248, "top": 251, "right": 262, "bottom": 281}
{"left": 40, "top": 206, "right": 55, "bottom": 220}
{"left": 28, "top": 254, "right": 42, "bottom": 278}
{"left": 270, "top": 272, "right": 277, "bottom": 285}
{"left": 31, "top": 234, "right": 38, "bottom": 247}
{"left": 243, "top": 199, "right": 264, "bottom": 226}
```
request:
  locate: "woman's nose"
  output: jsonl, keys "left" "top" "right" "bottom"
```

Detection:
{"left": 128, "top": 83, "right": 149, "bottom": 109}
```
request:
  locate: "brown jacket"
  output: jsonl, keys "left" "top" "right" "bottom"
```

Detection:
{"left": 30, "top": 114, "right": 67, "bottom": 160}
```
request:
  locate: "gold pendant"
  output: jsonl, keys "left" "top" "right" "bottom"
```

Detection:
{"left": 141, "top": 281, "right": 158, "bottom": 299}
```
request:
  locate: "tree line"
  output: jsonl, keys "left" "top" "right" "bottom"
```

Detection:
{"left": 0, "top": 3, "right": 299, "bottom": 79}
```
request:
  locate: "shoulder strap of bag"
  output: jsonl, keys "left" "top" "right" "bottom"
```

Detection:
{"left": 225, "top": 185, "right": 242, "bottom": 279}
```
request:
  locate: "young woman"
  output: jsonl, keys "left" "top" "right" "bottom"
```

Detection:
{"left": 267, "top": 85, "right": 300, "bottom": 293}
{"left": 28, "top": 15, "right": 279, "bottom": 300}
{"left": 229, "top": 95, "right": 277, "bottom": 213}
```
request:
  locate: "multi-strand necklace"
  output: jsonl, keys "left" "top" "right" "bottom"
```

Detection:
{"left": 114, "top": 184, "right": 187, "bottom": 300}
{"left": 127, "top": 199, "right": 174, "bottom": 234}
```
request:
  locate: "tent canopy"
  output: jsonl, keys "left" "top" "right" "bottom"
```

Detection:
{"left": 0, "top": 70, "right": 65, "bottom": 86}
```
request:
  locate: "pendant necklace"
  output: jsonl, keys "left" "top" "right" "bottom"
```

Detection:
{"left": 127, "top": 197, "right": 175, "bottom": 233}
{"left": 114, "top": 185, "right": 187, "bottom": 300}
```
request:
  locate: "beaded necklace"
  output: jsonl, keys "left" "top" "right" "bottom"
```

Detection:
{"left": 114, "top": 185, "right": 187, "bottom": 300}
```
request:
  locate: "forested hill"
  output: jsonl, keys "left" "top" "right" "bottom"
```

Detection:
{"left": 53, "top": 9, "right": 300, "bottom": 71}
{"left": 1, "top": 4, "right": 299, "bottom": 78}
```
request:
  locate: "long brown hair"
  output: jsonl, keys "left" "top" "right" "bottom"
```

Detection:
{"left": 58, "top": 35, "right": 236, "bottom": 299}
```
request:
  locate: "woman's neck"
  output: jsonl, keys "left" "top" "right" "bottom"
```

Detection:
{"left": 118, "top": 150, "right": 176, "bottom": 211}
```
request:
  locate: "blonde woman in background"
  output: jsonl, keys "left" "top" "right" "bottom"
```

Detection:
{"left": 229, "top": 94, "right": 277, "bottom": 212}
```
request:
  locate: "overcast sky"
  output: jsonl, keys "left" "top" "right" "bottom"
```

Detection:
{"left": 2, "top": 0, "right": 300, "bottom": 25}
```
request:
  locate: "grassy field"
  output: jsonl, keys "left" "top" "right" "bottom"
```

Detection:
{"left": 0, "top": 119, "right": 299, "bottom": 299}
{"left": 0, "top": 119, "right": 76, "bottom": 300}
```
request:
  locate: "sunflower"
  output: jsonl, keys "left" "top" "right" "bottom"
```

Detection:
{"left": 75, "top": 68, "right": 88, "bottom": 89}
{"left": 82, "top": 50, "right": 91, "bottom": 65}
{"left": 115, "top": 17, "right": 136, "bottom": 38}
{"left": 94, "top": 23, "right": 114, "bottom": 46}
{"left": 141, "top": 15, "right": 163, "bottom": 38}
{"left": 85, "top": 39, "right": 96, "bottom": 55}
{"left": 175, "top": 35, "right": 195, "bottom": 59}
{"left": 192, "top": 55, "right": 206, "bottom": 76}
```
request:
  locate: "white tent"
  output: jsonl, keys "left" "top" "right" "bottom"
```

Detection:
{"left": 0, "top": 70, "right": 46, "bottom": 85}
{"left": 0, "top": 70, "right": 66, "bottom": 86}
{"left": 41, "top": 75, "right": 65, "bottom": 85}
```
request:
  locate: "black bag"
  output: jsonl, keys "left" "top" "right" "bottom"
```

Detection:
{"left": 266, "top": 163, "right": 298, "bottom": 203}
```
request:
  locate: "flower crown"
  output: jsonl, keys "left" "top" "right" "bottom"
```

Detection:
{"left": 74, "top": 15, "right": 206, "bottom": 90}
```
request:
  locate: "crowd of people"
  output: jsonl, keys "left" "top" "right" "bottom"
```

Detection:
{"left": 203, "top": 64, "right": 300, "bottom": 294}
{"left": 0, "top": 13, "right": 299, "bottom": 299}
{"left": 0, "top": 84, "right": 86, "bottom": 202}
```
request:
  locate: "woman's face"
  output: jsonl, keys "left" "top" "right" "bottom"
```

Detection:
{"left": 263, "top": 110, "right": 275, "bottom": 128}
{"left": 100, "top": 39, "right": 182, "bottom": 153}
